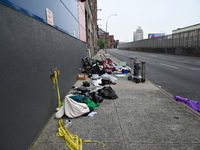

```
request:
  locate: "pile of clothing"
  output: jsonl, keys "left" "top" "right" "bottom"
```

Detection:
{"left": 82, "top": 56, "right": 116, "bottom": 75}
{"left": 90, "top": 73, "right": 117, "bottom": 86}
{"left": 55, "top": 56, "right": 120, "bottom": 119}
{"left": 55, "top": 86, "right": 118, "bottom": 119}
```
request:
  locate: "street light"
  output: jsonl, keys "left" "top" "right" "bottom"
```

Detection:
{"left": 106, "top": 14, "right": 117, "bottom": 33}
{"left": 105, "top": 14, "right": 117, "bottom": 53}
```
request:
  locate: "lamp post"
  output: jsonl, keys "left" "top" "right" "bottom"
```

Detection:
{"left": 104, "top": 14, "right": 117, "bottom": 53}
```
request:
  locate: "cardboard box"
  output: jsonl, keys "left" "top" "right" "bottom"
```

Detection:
{"left": 77, "top": 74, "right": 87, "bottom": 80}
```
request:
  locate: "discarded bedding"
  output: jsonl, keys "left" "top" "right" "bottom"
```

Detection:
{"left": 55, "top": 95, "right": 90, "bottom": 119}
{"left": 174, "top": 96, "right": 200, "bottom": 112}
{"left": 101, "top": 73, "right": 117, "bottom": 83}
{"left": 91, "top": 73, "right": 117, "bottom": 87}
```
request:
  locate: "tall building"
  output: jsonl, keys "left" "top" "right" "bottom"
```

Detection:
{"left": 133, "top": 26, "right": 144, "bottom": 41}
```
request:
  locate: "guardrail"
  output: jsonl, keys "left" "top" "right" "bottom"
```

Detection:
{"left": 118, "top": 28, "right": 200, "bottom": 56}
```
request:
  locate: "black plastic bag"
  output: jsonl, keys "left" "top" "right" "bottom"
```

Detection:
{"left": 83, "top": 81, "right": 90, "bottom": 87}
{"left": 98, "top": 86, "right": 118, "bottom": 99}
{"left": 89, "top": 91, "right": 104, "bottom": 103}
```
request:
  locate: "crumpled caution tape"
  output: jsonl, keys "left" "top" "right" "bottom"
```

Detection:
{"left": 50, "top": 68, "right": 61, "bottom": 108}
{"left": 56, "top": 119, "right": 106, "bottom": 150}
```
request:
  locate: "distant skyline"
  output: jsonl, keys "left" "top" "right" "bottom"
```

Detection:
{"left": 97, "top": 0, "right": 200, "bottom": 42}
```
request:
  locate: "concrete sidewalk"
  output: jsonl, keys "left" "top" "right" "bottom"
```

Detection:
{"left": 30, "top": 50, "right": 200, "bottom": 150}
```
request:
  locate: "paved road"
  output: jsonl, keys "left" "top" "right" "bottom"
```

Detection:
{"left": 107, "top": 49, "right": 200, "bottom": 101}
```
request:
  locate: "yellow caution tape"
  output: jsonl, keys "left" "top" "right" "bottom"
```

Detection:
{"left": 51, "top": 68, "right": 106, "bottom": 149}
{"left": 51, "top": 68, "right": 61, "bottom": 108}
{"left": 56, "top": 119, "right": 106, "bottom": 150}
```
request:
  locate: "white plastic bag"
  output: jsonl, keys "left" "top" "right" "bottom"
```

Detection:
{"left": 101, "top": 73, "right": 117, "bottom": 83}
{"left": 92, "top": 78, "right": 102, "bottom": 86}
{"left": 90, "top": 74, "right": 100, "bottom": 80}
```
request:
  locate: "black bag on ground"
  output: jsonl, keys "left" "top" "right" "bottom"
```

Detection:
{"left": 90, "top": 64, "right": 105, "bottom": 75}
{"left": 83, "top": 81, "right": 90, "bottom": 87}
{"left": 89, "top": 91, "right": 104, "bottom": 103}
{"left": 98, "top": 86, "right": 118, "bottom": 99}
{"left": 100, "top": 79, "right": 112, "bottom": 85}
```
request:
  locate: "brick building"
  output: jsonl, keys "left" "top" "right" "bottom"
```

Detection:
{"left": 98, "top": 27, "right": 118, "bottom": 48}
{"left": 85, "top": 0, "right": 98, "bottom": 56}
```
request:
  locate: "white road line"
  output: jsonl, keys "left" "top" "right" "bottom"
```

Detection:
{"left": 149, "top": 55, "right": 157, "bottom": 57}
{"left": 189, "top": 68, "right": 200, "bottom": 71}
{"left": 160, "top": 63, "right": 179, "bottom": 69}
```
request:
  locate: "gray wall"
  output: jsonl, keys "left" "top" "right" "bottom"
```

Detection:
{"left": 0, "top": 3, "right": 87, "bottom": 150}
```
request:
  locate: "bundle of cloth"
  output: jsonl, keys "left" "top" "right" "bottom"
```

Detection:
{"left": 55, "top": 95, "right": 91, "bottom": 119}
{"left": 90, "top": 73, "right": 117, "bottom": 86}
{"left": 174, "top": 96, "right": 200, "bottom": 112}
{"left": 55, "top": 86, "right": 118, "bottom": 119}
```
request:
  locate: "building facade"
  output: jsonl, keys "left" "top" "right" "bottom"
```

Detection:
{"left": 85, "top": 0, "right": 98, "bottom": 56}
{"left": 89, "top": 0, "right": 98, "bottom": 51}
{"left": 98, "top": 27, "right": 118, "bottom": 49}
{"left": 134, "top": 26, "right": 144, "bottom": 41}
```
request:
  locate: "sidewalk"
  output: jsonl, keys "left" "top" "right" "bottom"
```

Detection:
{"left": 30, "top": 50, "right": 200, "bottom": 150}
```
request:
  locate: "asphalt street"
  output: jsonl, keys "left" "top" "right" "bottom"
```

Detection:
{"left": 107, "top": 49, "right": 200, "bottom": 101}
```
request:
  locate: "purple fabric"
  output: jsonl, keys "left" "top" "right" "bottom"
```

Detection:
{"left": 174, "top": 96, "right": 200, "bottom": 112}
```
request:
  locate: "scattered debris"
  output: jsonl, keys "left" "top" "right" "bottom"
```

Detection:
{"left": 56, "top": 119, "right": 106, "bottom": 149}
{"left": 173, "top": 116, "right": 179, "bottom": 119}
{"left": 88, "top": 112, "right": 97, "bottom": 117}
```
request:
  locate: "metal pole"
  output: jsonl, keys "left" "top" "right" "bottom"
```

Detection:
{"left": 105, "top": 14, "right": 117, "bottom": 53}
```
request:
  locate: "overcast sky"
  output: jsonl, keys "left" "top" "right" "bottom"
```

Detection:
{"left": 97, "top": 0, "right": 200, "bottom": 42}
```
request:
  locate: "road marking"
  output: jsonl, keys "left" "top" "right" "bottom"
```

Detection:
{"left": 160, "top": 63, "right": 179, "bottom": 69}
{"left": 149, "top": 55, "right": 157, "bottom": 57}
{"left": 190, "top": 68, "right": 200, "bottom": 71}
